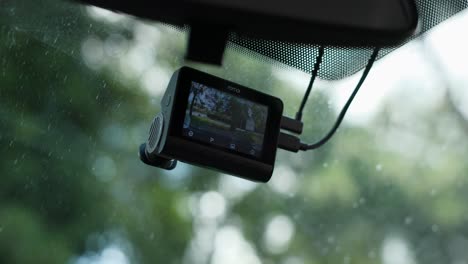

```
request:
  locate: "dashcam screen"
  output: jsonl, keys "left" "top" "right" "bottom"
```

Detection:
{"left": 182, "top": 81, "right": 268, "bottom": 158}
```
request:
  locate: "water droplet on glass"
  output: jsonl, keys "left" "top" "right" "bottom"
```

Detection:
{"left": 404, "top": 216, "right": 413, "bottom": 225}
{"left": 376, "top": 164, "right": 382, "bottom": 171}
{"left": 320, "top": 247, "right": 329, "bottom": 256}
{"left": 344, "top": 255, "right": 351, "bottom": 264}
{"left": 293, "top": 213, "right": 301, "bottom": 220}
{"left": 335, "top": 245, "right": 341, "bottom": 252}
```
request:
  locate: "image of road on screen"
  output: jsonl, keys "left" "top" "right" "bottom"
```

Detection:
{"left": 182, "top": 81, "right": 268, "bottom": 157}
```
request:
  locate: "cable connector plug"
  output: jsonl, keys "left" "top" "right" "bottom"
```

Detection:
{"left": 277, "top": 132, "right": 302, "bottom": 152}
{"left": 280, "top": 116, "right": 303, "bottom": 135}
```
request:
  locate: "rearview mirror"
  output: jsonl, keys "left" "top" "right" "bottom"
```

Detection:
{"left": 77, "top": 0, "right": 418, "bottom": 63}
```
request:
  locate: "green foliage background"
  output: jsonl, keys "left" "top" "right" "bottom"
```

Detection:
{"left": 1, "top": 1, "right": 468, "bottom": 263}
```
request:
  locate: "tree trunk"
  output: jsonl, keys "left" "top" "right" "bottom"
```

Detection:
{"left": 189, "top": 90, "right": 199, "bottom": 118}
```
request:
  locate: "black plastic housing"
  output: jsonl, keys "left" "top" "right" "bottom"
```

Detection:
{"left": 77, "top": 0, "right": 418, "bottom": 47}
{"left": 151, "top": 67, "right": 283, "bottom": 182}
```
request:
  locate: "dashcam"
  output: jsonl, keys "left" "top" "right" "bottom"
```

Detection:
{"left": 139, "top": 67, "right": 283, "bottom": 182}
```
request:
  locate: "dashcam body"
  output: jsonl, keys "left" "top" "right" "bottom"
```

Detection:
{"left": 140, "top": 67, "right": 283, "bottom": 182}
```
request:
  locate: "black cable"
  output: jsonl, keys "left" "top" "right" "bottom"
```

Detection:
{"left": 300, "top": 47, "right": 380, "bottom": 151}
{"left": 295, "top": 46, "right": 325, "bottom": 121}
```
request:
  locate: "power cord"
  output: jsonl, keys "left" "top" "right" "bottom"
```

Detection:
{"left": 278, "top": 47, "right": 380, "bottom": 152}
{"left": 299, "top": 47, "right": 380, "bottom": 151}
{"left": 295, "top": 46, "right": 325, "bottom": 121}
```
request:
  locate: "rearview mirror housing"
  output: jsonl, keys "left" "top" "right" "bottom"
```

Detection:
{"left": 78, "top": 0, "right": 418, "bottom": 47}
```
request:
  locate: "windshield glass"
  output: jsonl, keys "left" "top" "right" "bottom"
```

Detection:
{"left": 2, "top": 1, "right": 468, "bottom": 263}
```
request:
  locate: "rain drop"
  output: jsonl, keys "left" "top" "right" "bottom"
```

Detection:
{"left": 404, "top": 216, "right": 413, "bottom": 225}
{"left": 344, "top": 255, "right": 351, "bottom": 264}
{"left": 376, "top": 164, "right": 382, "bottom": 171}
{"left": 359, "top": 197, "right": 366, "bottom": 204}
